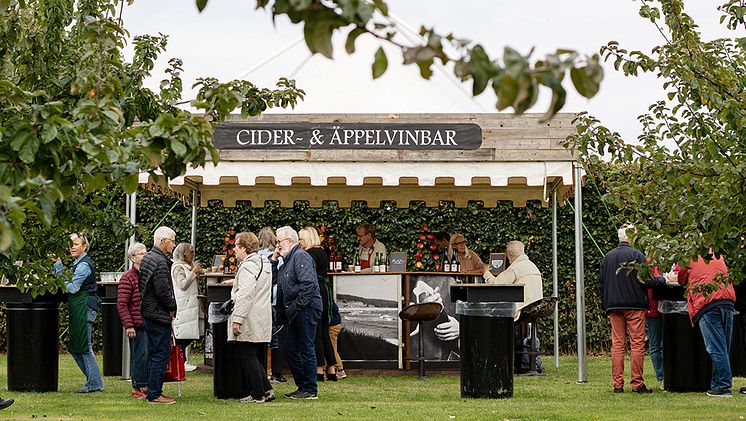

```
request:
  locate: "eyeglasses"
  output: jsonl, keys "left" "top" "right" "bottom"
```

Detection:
{"left": 453, "top": 241, "right": 466, "bottom": 246}
{"left": 132, "top": 252, "right": 146, "bottom": 257}
{"left": 277, "top": 238, "right": 291, "bottom": 245}
{"left": 356, "top": 232, "right": 370, "bottom": 239}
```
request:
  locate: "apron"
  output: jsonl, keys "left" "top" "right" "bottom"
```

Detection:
{"left": 359, "top": 247, "right": 375, "bottom": 270}
{"left": 68, "top": 292, "right": 89, "bottom": 354}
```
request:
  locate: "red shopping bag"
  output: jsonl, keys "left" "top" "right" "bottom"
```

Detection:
{"left": 164, "top": 332, "right": 186, "bottom": 382}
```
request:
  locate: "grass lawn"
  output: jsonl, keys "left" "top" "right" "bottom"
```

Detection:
{"left": 0, "top": 354, "right": 744, "bottom": 420}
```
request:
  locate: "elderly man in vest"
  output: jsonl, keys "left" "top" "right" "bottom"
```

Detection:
{"left": 139, "top": 226, "right": 178, "bottom": 404}
{"left": 483, "top": 240, "right": 543, "bottom": 372}
{"left": 54, "top": 233, "right": 104, "bottom": 394}
{"left": 676, "top": 252, "right": 736, "bottom": 398}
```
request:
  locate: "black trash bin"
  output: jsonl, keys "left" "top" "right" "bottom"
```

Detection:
{"left": 209, "top": 302, "right": 243, "bottom": 399}
{"left": 101, "top": 300, "right": 123, "bottom": 376}
{"left": 660, "top": 300, "right": 711, "bottom": 392}
{"left": 7, "top": 302, "right": 59, "bottom": 392}
{"left": 730, "top": 311, "right": 746, "bottom": 377}
{"left": 456, "top": 301, "right": 516, "bottom": 398}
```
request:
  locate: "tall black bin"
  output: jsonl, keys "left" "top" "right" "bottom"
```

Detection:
{"left": 730, "top": 311, "right": 746, "bottom": 377}
{"left": 210, "top": 302, "right": 243, "bottom": 399}
{"left": 101, "top": 300, "right": 123, "bottom": 376}
{"left": 660, "top": 300, "right": 711, "bottom": 392}
{"left": 456, "top": 301, "right": 516, "bottom": 398}
{"left": 7, "top": 302, "right": 59, "bottom": 392}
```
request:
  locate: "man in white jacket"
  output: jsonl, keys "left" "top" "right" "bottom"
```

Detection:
{"left": 482, "top": 241, "right": 543, "bottom": 320}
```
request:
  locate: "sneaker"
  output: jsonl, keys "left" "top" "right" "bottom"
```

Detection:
{"left": 270, "top": 375, "right": 288, "bottom": 383}
{"left": 326, "top": 372, "right": 338, "bottom": 381}
{"left": 289, "top": 391, "right": 318, "bottom": 400}
{"left": 633, "top": 385, "right": 653, "bottom": 394}
{"left": 336, "top": 369, "right": 347, "bottom": 380}
{"left": 131, "top": 390, "right": 146, "bottom": 399}
{"left": 0, "top": 398, "right": 14, "bottom": 410}
{"left": 740, "top": 386, "right": 746, "bottom": 395}
{"left": 659, "top": 380, "right": 665, "bottom": 390}
{"left": 184, "top": 363, "right": 198, "bottom": 372}
{"left": 264, "top": 390, "right": 276, "bottom": 402}
{"left": 75, "top": 388, "right": 103, "bottom": 394}
{"left": 149, "top": 395, "right": 176, "bottom": 404}
{"left": 284, "top": 389, "right": 301, "bottom": 398}
{"left": 239, "top": 395, "right": 266, "bottom": 404}
{"left": 613, "top": 387, "right": 623, "bottom": 393}
{"left": 706, "top": 389, "right": 732, "bottom": 398}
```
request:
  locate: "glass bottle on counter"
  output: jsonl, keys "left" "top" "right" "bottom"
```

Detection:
{"left": 452, "top": 253, "right": 460, "bottom": 272}
{"left": 354, "top": 254, "right": 361, "bottom": 272}
{"left": 384, "top": 254, "right": 390, "bottom": 272}
{"left": 373, "top": 253, "right": 380, "bottom": 272}
{"left": 329, "top": 251, "right": 336, "bottom": 272}
{"left": 335, "top": 252, "right": 343, "bottom": 272}
{"left": 443, "top": 252, "right": 451, "bottom": 272}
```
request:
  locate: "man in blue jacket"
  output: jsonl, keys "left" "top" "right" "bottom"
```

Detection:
{"left": 600, "top": 225, "right": 659, "bottom": 394}
{"left": 272, "top": 226, "right": 322, "bottom": 400}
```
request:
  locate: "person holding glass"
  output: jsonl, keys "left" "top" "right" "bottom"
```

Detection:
{"left": 171, "top": 242, "right": 203, "bottom": 372}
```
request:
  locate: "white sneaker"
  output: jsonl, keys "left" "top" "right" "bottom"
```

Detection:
{"left": 184, "top": 363, "right": 198, "bottom": 372}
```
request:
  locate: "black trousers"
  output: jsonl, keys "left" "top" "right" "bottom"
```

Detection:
{"left": 236, "top": 342, "right": 272, "bottom": 399}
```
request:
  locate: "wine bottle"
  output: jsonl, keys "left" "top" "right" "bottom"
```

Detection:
{"left": 335, "top": 252, "right": 342, "bottom": 272}
{"left": 443, "top": 252, "right": 451, "bottom": 272}
{"left": 453, "top": 253, "right": 460, "bottom": 272}
{"left": 329, "top": 251, "right": 335, "bottom": 272}
{"left": 373, "top": 252, "right": 380, "bottom": 272}
{"left": 354, "top": 253, "right": 361, "bottom": 272}
{"left": 384, "top": 254, "right": 390, "bottom": 272}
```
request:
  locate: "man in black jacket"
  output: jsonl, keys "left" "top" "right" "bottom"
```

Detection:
{"left": 272, "top": 226, "right": 322, "bottom": 400}
{"left": 139, "top": 226, "right": 178, "bottom": 404}
{"left": 600, "top": 225, "right": 656, "bottom": 394}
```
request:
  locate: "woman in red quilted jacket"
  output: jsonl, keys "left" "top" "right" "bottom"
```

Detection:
{"left": 117, "top": 242, "right": 149, "bottom": 398}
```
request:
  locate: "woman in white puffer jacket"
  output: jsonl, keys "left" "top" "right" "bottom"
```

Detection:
{"left": 172, "top": 242, "right": 203, "bottom": 371}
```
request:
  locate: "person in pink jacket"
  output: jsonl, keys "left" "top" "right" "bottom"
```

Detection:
{"left": 117, "top": 242, "right": 149, "bottom": 398}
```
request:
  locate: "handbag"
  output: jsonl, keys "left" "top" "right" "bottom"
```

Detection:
{"left": 218, "top": 299, "right": 234, "bottom": 315}
{"left": 164, "top": 330, "right": 186, "bottom": 382}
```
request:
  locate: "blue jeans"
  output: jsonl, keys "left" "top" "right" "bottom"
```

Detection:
{"left": 697, "top": 305, "right": 734, "bottom": 392}
{"left": 129, "top": 328, "right": 149, "bottom": 389}
{"left": 285, "top": 308, "right": 320, "bottom": 394}
{"left": 144, "top": 318, "right": 172, "bottom": 401}
{"left": 646, "top": 317, "right": 663, "bottom": 382}
{"left": 71, "top": 313, "right": 104, "bottom": 392}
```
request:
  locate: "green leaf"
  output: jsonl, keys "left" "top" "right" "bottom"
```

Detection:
{"left": 196, "top": 0, "right": 208, "bottom": 12}
{"left": 303, "top": 17, "right": 336, "bottom": 59}
{"left": 372, "top": 47, "right": 388, "bottom": 79}
{"left": 171, "top": 139, "right": 187, "bottom": 156}
{"left": 372, "top": 0, "right": 389, "bottom": 16}
{"left": 122, "top": 173, "right": 139, "bottom": 193}
{"left": 345, "top": 27, "right": 366, "bottom": 54}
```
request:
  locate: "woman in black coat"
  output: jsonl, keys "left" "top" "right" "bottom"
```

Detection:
{"left": 298, "top": 227, "right": 338, "bottom": 381}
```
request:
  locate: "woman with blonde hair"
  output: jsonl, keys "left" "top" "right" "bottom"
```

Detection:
{"left": 448, "top": 233, "right": 485, "bottom": 275}
{"left": 229, "top": 231, "right": 274, "bottom": 403}
{"left": 298, "top": 227, "right": 338, "bottom": 381}
{"left": 171, "top": 242, "right": 203, "bottom": 371}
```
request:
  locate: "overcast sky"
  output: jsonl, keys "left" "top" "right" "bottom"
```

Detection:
{"left": 122, "top": 1, "right": 730, "bottom": 143}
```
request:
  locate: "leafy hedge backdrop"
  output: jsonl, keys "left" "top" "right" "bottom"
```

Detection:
{"left": 0, "top": 171, "right": 626, "bottom": 354}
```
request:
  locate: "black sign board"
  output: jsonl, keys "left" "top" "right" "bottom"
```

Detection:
{"left": 390, "top": 252, "right": 408, "bottom": 272}
{"left": 213, "top": 123, "right": 482, "bottom": 150}
{"left": 488, "top": 253, "right": 507, "bottom": 276}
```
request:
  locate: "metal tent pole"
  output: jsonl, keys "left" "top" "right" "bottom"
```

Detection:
{"left": 121, "top": 190, "right": 137, "bottom": 380}
{"left": 190, "top": 190, "right": 197, "bottom": 248}
{"left": 552, "top": 189, "right": 559, "bottom": 368}
{"left": 574, "top": 163, "right": 587, "bottom": 383}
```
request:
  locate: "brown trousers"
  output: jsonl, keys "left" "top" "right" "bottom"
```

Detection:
{"left": 608, "top": 310, "right": 646, "bottom": 390}
{"left": 328, "top": 324, "right": 344, "bottom": 370}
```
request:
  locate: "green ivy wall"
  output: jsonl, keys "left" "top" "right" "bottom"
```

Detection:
{"left": 0, "top": 181, "right": 622, "bottom": 354}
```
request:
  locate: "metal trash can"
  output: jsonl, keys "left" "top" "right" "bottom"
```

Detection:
{"left": 659, "top": 300, "right": 711, "bottom": 392}
{"left": 456, "top": 301, "right": 516, "bottom": 398}
{"left": 209, "top": 302, "right": 243, "bottom": 399}
{"left": 7, "top": 302, "right": 59, "bottom": 392}
{"left": 102, "top": 300, "right": 123, "bottom": 376}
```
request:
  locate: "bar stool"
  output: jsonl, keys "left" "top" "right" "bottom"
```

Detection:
{"left": 399, "top": 302, "right": 443, "bottom": 380}
{"left": 515, "top": 297, "right": 557, "bottom": 375}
